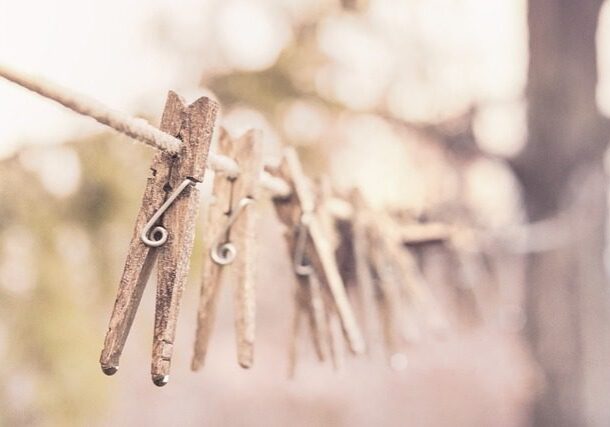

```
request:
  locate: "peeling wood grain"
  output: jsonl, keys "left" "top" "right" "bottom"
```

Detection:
{"left": 99, "top": 91, "right": 217, "bottom": 385}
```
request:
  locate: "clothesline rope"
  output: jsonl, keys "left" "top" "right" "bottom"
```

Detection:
{"left": 0, "top": 63, "right": 291, "bottom": 195}
{"left": 1, "top": 63, "right": 565, "bottom": 254}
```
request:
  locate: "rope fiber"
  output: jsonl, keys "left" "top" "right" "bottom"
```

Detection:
{"left": 0, "top": 63, "right": 263, "bottom": 183}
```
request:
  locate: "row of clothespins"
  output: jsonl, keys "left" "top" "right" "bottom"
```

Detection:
{"left": 98, "top": 92, "right": 469, "bottom": 386}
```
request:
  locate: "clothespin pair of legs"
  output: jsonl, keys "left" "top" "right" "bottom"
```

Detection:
{"left": 269, "top": 148, "right": 365, "bottom": 373}
{"left": 100, "top": 91, "right": 218, "bottom": 386}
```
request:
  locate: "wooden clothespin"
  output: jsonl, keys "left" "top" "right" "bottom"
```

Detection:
{"left": 312, "top": 177, "right": 353, "bottom": 369}
{"left": 345, "top": 189, "right": 378, "bottom": 353}
{"left": 338, "top": 190, "right": 402, "bottom": 356}
{"left": 377, "top": 213, "right": 449, "bottom": 339}
{"left": 192, "top": 129, "right": 263, "bottom": 371}
{"left": 100, "top": 91, "right": 218, "bottom": 386}
{"left": 367, "top": 219, "right": 409, "bottom": 354}
{"left": 285, "top": 177, "right": 350, "bottom": 376}
{"left": 345, "top": 191, "right": 445, "bottom": 357}
{"left": 287, "top": 177, "right": 344, "bottom": 374}
{"left": 445, "top": 227, "right": 492, "bottom": 325}
{"left": 270, "top": 148, "right": 365, "bottom": 360}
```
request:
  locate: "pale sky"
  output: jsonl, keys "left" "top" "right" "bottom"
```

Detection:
{"left": 0, "top": 0, "right": 214, "bottom": 157}
{"left": 1, "top": 0, "right": 608, "bottom": 161}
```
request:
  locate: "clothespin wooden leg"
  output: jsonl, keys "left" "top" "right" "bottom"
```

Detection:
{"left": 305, "top": 273, "right": 328, "bottom": 361}
{"left": 100, "top": 91, "right": 188, "bottom": 376}
{"left": 347, "top": 190, "right": 378, "bottom": 353}
{"left": 323, "top": 289, "right": 345, "bottom": 371}
{"left": 191, "top": 231, "right": 222, "bottom": 371}
{"left": 391, "top": 232, "right": 448, "bottom": 336}
{"left": 287, "top": 286, "right": 306, "bottom": 378}
{"left": 151, "top": 95, "right": 218, "bottom": 386}
{"left": 231, "top": 209, "right": 257, "bottom": 368}
{"left": 373, "top": 245, "right": 403, "bottom": 355}
{"left": 308, "top": 220, "right": 365, "bottom": 354}
{"left": 288, "top": 273, "right": 329, "bottom": 377}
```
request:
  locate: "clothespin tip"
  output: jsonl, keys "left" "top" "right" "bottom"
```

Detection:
{"left": 152, "top": 374, "right": 170, "bottom": 387}
{"left": 101, "top": 365, "right": 118, "bottom": 376}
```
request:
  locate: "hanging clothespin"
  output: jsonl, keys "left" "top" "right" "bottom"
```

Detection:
{"left": 100, "top": 91, "right": 218, "bottom": 386}
{"left": 367, "top": 219, "right": 409, "bottom": 354}
{"left": 312, "top": 177, "right": 353, "bottom": 370}
{"left": 345, "top": 189, "right": 385, "bottom": 354}
{"left": 270, "top": 148, "right": 365, "bottom": 358}
{"left": 338, "top": 191, "right": 403, "bottom": 356}
{"left": 286, "top": 177, "right": 350, "bottom": 376}
{"left": 283, "top": 174, "right": 328, "bottom": 375}
{"left": 445, "top": 227, "right": 492, "bottom": 325}
{"left": 345, "top": 191, "right": 445, "bottom": 357}
{"left": 377, "top": 213, "right": 449, "bottom": 338}
{"left": 288, "top": 177, "right": 345, "bottom": 373}
{"left": 191, "top": 129, "right": 263, "bottom": 371}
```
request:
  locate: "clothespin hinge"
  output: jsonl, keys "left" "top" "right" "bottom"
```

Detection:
{"left": 210, "top": 196, "right": 255, "bottom": 265}
{"left": 140, "top": 177, "right": 197, "bottom": 247}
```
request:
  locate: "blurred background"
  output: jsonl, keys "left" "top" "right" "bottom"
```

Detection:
{"left": 0, "top": 0, "right": 608, "bottom": 425}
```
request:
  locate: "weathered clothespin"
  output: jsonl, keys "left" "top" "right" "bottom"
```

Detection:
{"left": 100, "top": 91, "right": 218, "bottom": 386}
{"left": 344, "top": 191, "right": 446, "bottom": 356}
{"left": 367, "top": 220, "right": 410, "bottom": 354}
{"left": 286, "top": 177, "right": 350, "bottom": 376}
{"left": 445, "top": 228, "right": 493, "bottom": 325}
{"left": 192, "top": 129, "right": 263, "bottom": 371}
{"left": 378, "top": 214, "right": 449, "bottom": 338}
{"left": 345, "top": 189, "right": 379, "bottom": 352}
{"left": 313, "top": 177, "right": 351, "bottom": 369}
{"left": 270, "top": 148, "right": 365, "bottom": 358}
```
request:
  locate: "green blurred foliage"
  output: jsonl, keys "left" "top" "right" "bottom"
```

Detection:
{"left": 0, "top": 136, "right": 154, "bottom": 425}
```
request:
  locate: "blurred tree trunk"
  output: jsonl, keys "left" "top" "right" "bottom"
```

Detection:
{"left": 513, "top": 0, "right": 610, "bottom": 425}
